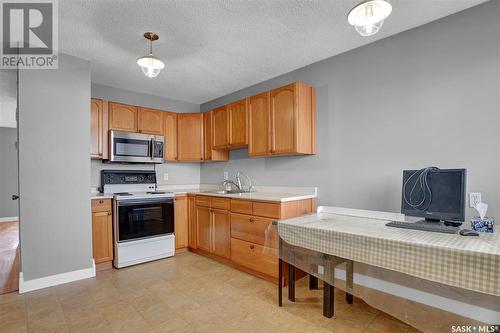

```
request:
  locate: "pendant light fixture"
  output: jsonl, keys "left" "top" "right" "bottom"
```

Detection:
{"left": 347, "top": 0, "right": 392, "bottom": 37}
{"left": 137, "top": 32, "right": 165, "bottom": 78}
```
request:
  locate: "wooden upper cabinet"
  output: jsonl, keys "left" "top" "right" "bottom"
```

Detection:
{"left": 269, "top": 82, "right": 316, "bottom": 155}
{"left": 109, "top": 102, "right": 138, "bottom": 132}
{"left": 203, "top": 111, "right": 228, "bottom": 162}
{"left": 248, "top": 92, "right": 271, "bottom": 157}
{"left": 138, "top": 107, "right": 163, "bottom": 135}
{"left": 228, "top": 99, "right": 247, "bottom": 148}
{"left": 212, "top": 106, "right": 229, "bottom": 149}
{"left": 270, "top": 84, "right": 296, "bottom": 154}
{"left": 90, "top": 99, "right": 103, "bottom": 158}
{"left": 90, "top": 99, "right": 109, "bottom": 160}
{"left": 177, "top": 113, "right": 203, "bottom": 161}
{"left": 248, "top": 82, "right": 315, "bottom": 157}
{"left": 163, "top": 111, "right": 178, "bottom": 161}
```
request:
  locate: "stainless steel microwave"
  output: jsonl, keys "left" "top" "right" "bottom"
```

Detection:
{"left": 109, "top": 130, "right": 164, "bottom": 163}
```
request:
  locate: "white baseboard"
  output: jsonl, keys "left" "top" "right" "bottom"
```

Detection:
{"left": 0, "top": 216, "right": 18, "bottom": 223}
{"left": 334, "top": 267, "right": 500, "bottom": 324}
{"left": 19, "top": 260, "right": 96, "bottom": 293}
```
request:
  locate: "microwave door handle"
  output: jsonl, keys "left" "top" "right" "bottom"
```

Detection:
{"left": 151, "top": 137, "right": 155, "bottom": 160}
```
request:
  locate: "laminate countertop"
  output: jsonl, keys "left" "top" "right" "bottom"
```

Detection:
{"left": 160, "top": 185, "right": 317, "bottom": 203}
{"left": 90, "top": 193, "right": 114, "bottom": 200}
{"left": 90, "top": 185, "right": 317, "bottom": 203}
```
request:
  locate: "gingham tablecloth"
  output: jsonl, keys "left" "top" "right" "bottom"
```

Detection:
{"left": 277, "top": 212, "right": 500, "bottom": 296}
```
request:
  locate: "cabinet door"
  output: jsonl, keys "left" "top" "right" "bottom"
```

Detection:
{"left": 228, "top": 99, "right": 247, "bottom": 147}
{"left": 174, "top": 196, "right": 188, "bottom": 249}
{"left": 248, "top": 92, "right": 271, "bottom": 156}
{"left": 203, "top": 112, "right": 228, "bottom": 162}
{"left": 138, "top": 107, "right": 163, "bottom": 135}
{"left": 212, "top": 106, "right": 229, "bottom": 149}
{"left": 270, "top": 84, "right": 297, "bottom": 154}
{"left": 109, "top": 102, "right": 138, "bottom": 132}
{"left": 92, "top": 211, "right": 113, "bottom": 263}
{"left": 196, "top": 206, "right": 212, "bottom": 252}
{"left": 90, "top": 99, "right": 103, "bottom": 158}
{"left": 177, "top": 113, "right": 203, "bottom": 161}
{"left": 203, "top": 111, "right": 212, "bottom": 160}
{"left": 163, "top": 111, "right": 178, "bottom": 161}
{"left": 188, "top": 196, "right": 197, "bottom": 249}
{"left": 212, "top": 209, "right": 231, "bottom": 259}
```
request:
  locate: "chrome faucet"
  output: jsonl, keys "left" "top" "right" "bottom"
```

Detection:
{"left": 222, "top": 172, "right": 254, "bottom": 193}
{"left": 222, "top": 179, "right": 240, "bottom": 191}
{"left": 236, "top": 171, "right": 254, "bottom": 192}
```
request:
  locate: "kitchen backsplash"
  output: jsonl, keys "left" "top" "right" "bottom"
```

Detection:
{"left": 90, "top": 160, "right": 200, "bottom": 188}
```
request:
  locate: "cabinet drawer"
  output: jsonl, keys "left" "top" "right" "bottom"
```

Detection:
{"left": 231, "top": 238, "right": 278, "bottom": 278}
{"left": 196, "top": 195, "right": 211, "bottom": 207}
{"left": 230, "top": 213, "right": 277, "bottom": 248}
{"left": 230, "top": 199, "right": 252, "bottom": 215}
{"left": 253, "top": 202, "right": 281, "bottom": 219}
{"left": 211, "top": 197, "right": 230, "bottom": 210}
{"left": 92, "top": 198, "right": 112, "bottom": 213}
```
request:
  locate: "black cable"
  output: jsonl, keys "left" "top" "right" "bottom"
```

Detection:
{"left": 403, "top": 167, "right": 439, "bottom": 211}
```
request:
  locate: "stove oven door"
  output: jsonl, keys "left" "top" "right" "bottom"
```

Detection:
{"left": 115, "top": 198, "right": 174, "bottom": 242}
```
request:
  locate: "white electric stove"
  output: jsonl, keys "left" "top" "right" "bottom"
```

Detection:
{"left": 101, "top": 170, "right": 175, "bottom": 268}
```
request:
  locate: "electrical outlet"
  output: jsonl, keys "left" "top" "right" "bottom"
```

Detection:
{"left": 163, "top": 173, "right": 169, "bottom": 181}
{"left": 469, "top": 192, "right": 481, "bottom": 208}
{"left": 223, "top": 172, "right": 228, "bottom": 180}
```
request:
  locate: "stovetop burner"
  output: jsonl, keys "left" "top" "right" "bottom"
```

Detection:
{"left": 114, "top": 192, "right": 132, "bottom": 196}
{"left": 147, "top": 191, "right": 167, "bottom": 194}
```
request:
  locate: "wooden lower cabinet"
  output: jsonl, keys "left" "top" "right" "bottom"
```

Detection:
{"left": 196, "top": 205, "right": 212, "bottom": 252}
{"left": 195, "top": 198, "right": 231, "bottom": 259}
{"left": 91, "top": 199, "right": 113, "bottom": 266}
{"left": 231, "top": 238, "right": 278, "bottom": 278}
{"left": 230, "top": 213, "right": 277, "bottom": 248}
{"left": 174, "top": 196, "right": 188, "bottom": 249}
{"left": 212, "top": 209, "right": 231, "bottom": 259}
{"left": 188, "top": 195, "right": 197, "bottom": 249}
{"left": 192, "top": 195, "right": 315, "bottom": 282}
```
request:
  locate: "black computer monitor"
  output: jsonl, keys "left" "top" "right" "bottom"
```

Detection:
{"left": 401, "top": 168, "right": 466, "bottom": 222}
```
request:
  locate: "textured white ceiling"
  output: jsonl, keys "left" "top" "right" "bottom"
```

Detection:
{"left": 60, "top": 0, "right": 488, "bottom": 104}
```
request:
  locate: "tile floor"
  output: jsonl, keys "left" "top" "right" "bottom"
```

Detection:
{"left": 0, "top": 252, "right": 418, "bottom": 333}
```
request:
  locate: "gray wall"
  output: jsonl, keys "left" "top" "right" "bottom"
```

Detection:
{"left": 90, "top": 84, "right": 201, "bottom": 187}
{"left": 0, "top": 128, "right": 18, "bottom": 218}
{"left": 19, "top": 54, "right": 93, "bottom": 280}
{"left": 201, "top": 1, "right": 500, "bottom": 220}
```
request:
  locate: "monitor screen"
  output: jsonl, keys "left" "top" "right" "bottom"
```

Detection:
{"left": 401, "top": 168, "right": 466, "bottom": 221}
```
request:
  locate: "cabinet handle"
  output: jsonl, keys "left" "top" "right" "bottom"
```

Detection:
{"left": 249, "top": 218, "right": 254, "bottom": 222}
{"left": 99, "top": 200, "right": 104, "bottom": 204}
{"left": 250, "top": 245, "right": 254, "bottom": 250}
{"left": 108, "top": 212, "right": 112, "bottom": 216}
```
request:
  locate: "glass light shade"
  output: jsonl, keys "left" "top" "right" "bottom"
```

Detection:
{"left": 137, "top": 55, "right": 165, "bottom": 78}
{"left": 347, "top": 0, "right": 392, "bottom": 37}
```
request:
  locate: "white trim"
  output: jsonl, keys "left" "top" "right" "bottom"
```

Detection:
{"left": 19, "top": 263, "right": 96, "bottom": 294}
{"left": 0, "top": 216, "right": 18, "bottom": 223}
{"left": 334, "top": 267, "right": 500, "bottom": 324}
